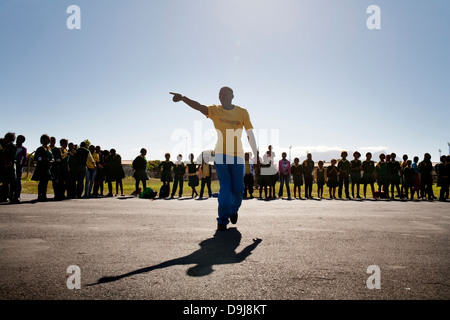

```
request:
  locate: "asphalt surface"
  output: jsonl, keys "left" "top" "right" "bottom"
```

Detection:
{"left": 0, "top": 194, "right": 449, "bottom": 301}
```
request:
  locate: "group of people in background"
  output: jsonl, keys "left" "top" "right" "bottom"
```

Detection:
{"left": 135, "top": 152, "right": 213, "bottom": 199}
{"left": 0, "top": 132, "right": 126, "bottom": 203}
{"left": 240, "top": 146, "right": 449, "bottom": 202}
{"left": 1, "top": 132, "right": 449, "bottom": 203}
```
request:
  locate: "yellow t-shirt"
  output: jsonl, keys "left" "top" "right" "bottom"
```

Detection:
{"left": 207, "top": 104, "right": 253, "bottom": 157}
{"left": 87, "top": 152, "right": 98, "bottom": 169}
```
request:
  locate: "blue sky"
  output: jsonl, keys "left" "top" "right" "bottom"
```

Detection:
{"left": 1, "top": 0, "right": 449, "bottom": 162}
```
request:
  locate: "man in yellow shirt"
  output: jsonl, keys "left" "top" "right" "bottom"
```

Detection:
{"left": 170, "top": 87, "right": 258, "bottom": 231}
{"left": 84, "top": 144, "right": 97, "bottom": 198}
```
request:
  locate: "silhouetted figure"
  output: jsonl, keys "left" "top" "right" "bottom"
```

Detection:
{"left": 90, "top": 228, "right": 261, "bottom": 284}
{"left": 170, "top": 87, "right": 258, "bottom": 231}
{"left": 337, "top": 151, "right": 351, "bottom": 199}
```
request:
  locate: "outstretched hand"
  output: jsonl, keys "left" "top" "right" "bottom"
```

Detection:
{"left": 169, "top": 92, "right": 183, "bottom": 102}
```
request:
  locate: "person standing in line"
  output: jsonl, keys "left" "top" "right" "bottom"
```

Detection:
{"left": 411, "top": 156, "right": 421, "bottom": 199}
{"left": 291, "top": 157, "right": 303, "bottom": 199}
{"left": 14, "top": 135, "right": 27, "bottom": 203}
{"left": 171, "top": 154, "right": 186, "bottom": 198}
{"left": 58, "top": 139, "right": 69, "bottom": 200}
{"left": 278, "top": 152, "right": 291, "bottom": 199}
{"left": 337, "top": 151, "right": 351, "bottom": 199}
{"left": 402, "top": 160, "right": 416, "bottom": 200}
{"left": 435, "top": 155, "right": 448, "bottom": 201}
{"left": 67, "top": 142, "right": 78, "bottom": 199}
{"left": 267, "top": 145, "right": 277, "bottom": 199}
{"left": 186, "top": 153, "right": 199, "bottom": 198}
{"left": 315, "top": 160, "right": 326, "bottom": 199}
{"left": 400, "top": 154, "right": 409, "bottom": 197}
{"left": 375, "top": 153, "right": 389, "bottom": 196}
{"left": 75, "top": 142, "right": 95, "bottom": 198}
{"left": 159, "top": 152, "right": 174, "bottom": 197}
{"left": 326, "top": 159, "right": 339, "bottom": 199}
{"left": 92, "top": 146, "right": 104, "bottom": 197}
{"left": 132, "top": 148, "right": 149, "bottom": 195}
{"left": 102, "top": 150, "right": 114, "bottom": 197}
{"left": 350, "top": 151, "right": 362, "bottom": 199}
{"left": 362, "top": 152, "right": 376, "bottom": 199}
{"left": 110, "top": 148, "right": 125, "bottom": 197}
{"left": 388, "top": 153, "right": 402, "bottom": 200}
{"left": 199, "top": 155, "right": 213, "bottom": 199}
{"left": 84, "top": 144, "right": 98, "bottom": 198}
{"left": 258, "top": 152, "right": 272, "bottom": 200}
{"left": 243, "top": 152, "right": 254, "bottom": 199}
{"left": 32, "top": 134, "right": 54, "bottom": 202}
{"left": 2, "top": 132, "right": 17, "bottom": 203}
{"left": 170, "top": 87, "right": 258, "bottom": 231}
{"left": 50, "top": 137, "right": 63, "bottom": 200}
{"left": 302, "top": 153, "right": 314, "bottom": 199}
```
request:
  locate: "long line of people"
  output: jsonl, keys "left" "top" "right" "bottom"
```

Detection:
{"left": 2, "top": 132, "right": 449, "bottom": 203}
{"left": 242, "top": 148, "right": 449, "bottom": 201}
{"left": 0, "top": 132, "right": 126, "bottom": 203}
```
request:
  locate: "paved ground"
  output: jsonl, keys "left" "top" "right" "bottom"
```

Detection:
{"left": 0, "top": 194, "right": 449, "bottom": 301}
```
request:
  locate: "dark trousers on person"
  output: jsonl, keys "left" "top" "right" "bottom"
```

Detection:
{"left": 15, "top": 165, "right": 23, "bottom": 201}
{"left": 304, "top": 174, "right": 313, "bottom": 198}
{"left": 440, "top": 181, "right": 449, "bottom": 200}
{"left": 420, "top": 174, "right": 433, "bottom": 199}
{"left": 338, "top": 173, "right": 350, "bottom": 198}
{"left": 243, "top": 173, "right": 254, "bottom": 198}
{"left": 200, "top": 176, "right": 212, "bottom": 198}
{"left": 4, "top": 165, "right": 16, "bottom": 201}
{"left": 278, "top": 174, "right": 291, "bottom": 198}
{"left": 171, "top": 175, "right": 183, "bottom": 197}
{"left": 76, "top": 165, "right": 87, "bottom": 198}
{"left": 37, "top": 179, "right": 49, "bottom": 200}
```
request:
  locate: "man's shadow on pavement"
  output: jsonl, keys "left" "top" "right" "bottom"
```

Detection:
{"left": 89, "top": 228, "right": 261, "bottom": 285}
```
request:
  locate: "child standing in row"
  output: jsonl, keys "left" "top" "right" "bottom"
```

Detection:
{"left": 375, "top": 153, "right": 389, "bottom": 196}
{"left": 31, "top": 134, "right": 54, "bottom": 202}
{"left": 302, "top": 153, "right": 314, "bottom": 199}
{"left": 350, "top": 151, "right": 362, "bottom": 199}
{"left": 258, "top": 152, "right": 272, "bottom": 199}
{"left": 187, "top": 153, "right": 199, "bottom": 198}
{"left": 362, "top": 152, "right": 376, "bottom": 199}
{"left": 388, "top": 153, "right": 402, "bottom": 199}
{"left": 171, "top": 154, "right": 186, "bottom": 198}
{"left": 326, "top": 159, "right": 339, "bottom": 199}
{"left": 337, "top": 151, "right": 351, "bottom": 199}
{"left": 159, "top": 153, "right": 174, "bottom": 198}
{"left": 132, "top": 148, "right": 149, "bottom": 195}
{"left": 291, "top": 157, "right": 303, "bottom": 199}
{"left": 199, "top": 155, "right": 213, "bottom": 199}
{"left": 278, "top": 152, "right": 291, "bottom": 199}
{"left": 315, "top": 160, "right": 326, "bottom": 199}
{"left": 436, "top": 155, "right": 449, "bottom": 201}
{"left": 402, "top": 160, "right": 416, "bottom": 199}
{"left": 243, "top": 152, "right": 254, "bottom": 199}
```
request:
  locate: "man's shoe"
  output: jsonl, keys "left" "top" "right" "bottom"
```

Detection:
{"left": 230, "top": 212, "right": 238, "bottom": 224}
{"left": 217, "top": 224, "right": 227, "bottom": 231}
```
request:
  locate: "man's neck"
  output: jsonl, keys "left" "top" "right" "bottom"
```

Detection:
{"left": 222, "top": 103, "right": 234, "bottom": 110}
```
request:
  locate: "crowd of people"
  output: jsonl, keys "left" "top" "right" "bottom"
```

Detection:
{"left": 149, "top": 145, "right": 449, "bottom": 202}
{"left": 240, "top": 146, "right": 449, "bottom": 201}
{"left": 1, "top": 132, "right": 449, "bottom": 203}
{"left": 0, "top": 132, "right": 127, "bottom": 203}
